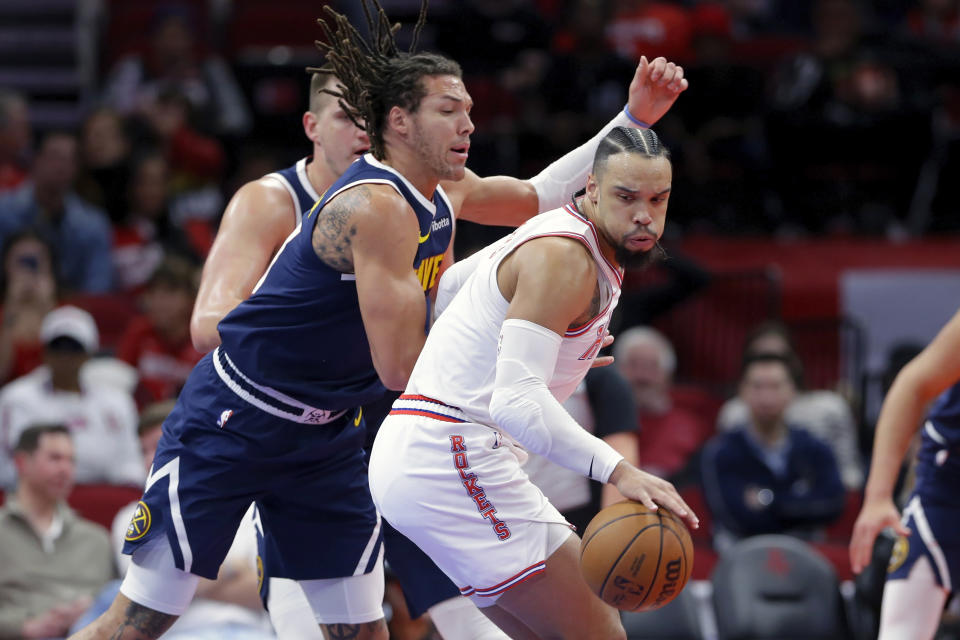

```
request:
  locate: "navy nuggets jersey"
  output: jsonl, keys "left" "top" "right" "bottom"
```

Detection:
{"left": 264, "top": 157, "right": 324, "bottom": 222}
{"left": 217, "top": 154, "right": 454, "bottom": 414}
{"left": 914, "top": 381, "right": 960, "bottom": 506}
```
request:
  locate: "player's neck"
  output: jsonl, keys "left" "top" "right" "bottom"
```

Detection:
{"left": 380, "top": 146, "right": 438, "bottom": 200}
{"left": 577, "top": 196, "right": 620, "bottom": 268}
{"left": 307, "top": 149, "right": 336, "bottom": 195}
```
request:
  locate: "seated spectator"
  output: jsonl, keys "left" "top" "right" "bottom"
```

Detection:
{"left": 0, "top": 231, "right": 58, "bottom": 384}
{"left": 71, "top": 401, "right": 275, "bottom": 638}
{"left": 0, "top": 132, "right": 113, "bottom": 293}
{"left": 101, "top": 5, "right": 251, "bottom": 138}
{"left": 615, "top": 326, "right": 713, "bottom": 480}
{"left": 523, "top": 366, "right": 640, "bottom": 534}
{"left": 0, "top": 89, "right": 31, "bottom": 194}
{"left": 717, "top": 321, "right": 864, "bottom": 488}
{"left": 0, "top": 306, "right": 143, "bottom": 489}
{"left": 112, "top": 152, "right": 199, "bottom": 292}
{"left": 75, "top": 108, "right": 132, "bottom": 225}
{"left": 701, "top": 353, "right": 846, "bottom": 550}
{"left": 117, "top": 257, "right": 202, "bottom": 405}
{"left": 0, "top": 424, "right": 116, "bottom": 639}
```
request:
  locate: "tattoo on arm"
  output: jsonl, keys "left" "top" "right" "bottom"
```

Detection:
{"left": 106, "top": 601, "right": 177, "bottom": 639}
{"left": 312, "top": 186, "right": 369, "bottom": 272}
{"left": 322, "top": 619, "right": 387, "bottom": 639}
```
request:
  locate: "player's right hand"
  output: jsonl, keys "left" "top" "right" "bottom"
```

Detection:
{"left": 609, "top": 462, "right": 699, "bottom": 530}
{"left": 849, "top": 497, "right": 910, "bottom": 574}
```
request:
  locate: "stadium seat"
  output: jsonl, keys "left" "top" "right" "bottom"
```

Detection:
{"left": 622, "top": 586, "right": 704, "bottom": 640}
{"left": 62, "top": 294, "right": 139, "bottom": 354}
{"left": 67, "top": 483, "right": 143, "bottom": 530}
{"left": 712, "top": 535, "right": 848, "bottom": 640}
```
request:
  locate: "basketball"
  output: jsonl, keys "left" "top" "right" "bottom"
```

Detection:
{"left": 579, "top": 500, "right": 693, "bottom": 611}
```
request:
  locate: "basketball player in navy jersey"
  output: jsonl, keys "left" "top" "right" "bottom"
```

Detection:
{"left": 186, "top": 16, "right": 686, "bottom": 640}
{"left": 850, "top": 308, "right": 960, "bottom": 640}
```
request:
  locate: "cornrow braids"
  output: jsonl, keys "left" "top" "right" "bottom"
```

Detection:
{"left": 309, "top": 0, "right": 461, "bottom": 160}
{"left": 592, "top": 126, "right": 671, "bottom": 176}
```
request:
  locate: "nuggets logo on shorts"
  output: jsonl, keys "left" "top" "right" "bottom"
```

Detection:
{"left": 256, "top": 555, "right": 264, "bottom": 592}
{"left": 125, "top": 501, "right": 152, "bottom": 541}
{"left": 888, "top": 536, "right": 909, "bottom": 573}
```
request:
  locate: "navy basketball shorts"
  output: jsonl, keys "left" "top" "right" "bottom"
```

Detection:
{"left": 121, "top": 354, "right": 380, "bottom": 581}
{"left": 888, "top": 494, "right": 960, "bottom": 591}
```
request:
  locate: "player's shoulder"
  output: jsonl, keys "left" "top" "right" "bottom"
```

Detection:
{"left": 326, "top": 181, "right": 416, "bottom": 227}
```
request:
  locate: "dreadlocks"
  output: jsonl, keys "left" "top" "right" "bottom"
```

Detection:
{"left": 309, "top": 0, "right": 462, "bottom": 160}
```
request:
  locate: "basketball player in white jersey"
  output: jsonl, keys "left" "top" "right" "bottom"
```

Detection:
{"left": 369, "top": 126, "right": 699, "bottom": 639}
{"left": 190, "top": 59, "right": 686, "bottom": 640}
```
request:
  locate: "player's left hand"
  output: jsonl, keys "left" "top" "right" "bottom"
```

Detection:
{"left": 590, "top": 332, "right": 615, "bottom": 368}
{"left": 626, "top": 56, "right": 688, "bottom": 127}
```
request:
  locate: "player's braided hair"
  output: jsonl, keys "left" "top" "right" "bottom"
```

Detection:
{"left": 592, "top": 126, "right": 671, "bottom": 176}
{"left": 309, "top": 0, "right": 462, "bottom": 160}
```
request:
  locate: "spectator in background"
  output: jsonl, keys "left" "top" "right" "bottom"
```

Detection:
{"left": 0, "top": 424, "right": 116, "bottom": 639}
{"left": 606, "top": 0, "right": 694, "bottom": 64}
{"left": 701, "top": 353, "right": 845, "bottom": 550}
{"left": 112, "top": 152, "right": 199, "bottom": 292}
{"left": 0, "top": 231, "right": 58, "bottom": 384}
{"left": 0, "top": 132, "right": 113, "bottom": 293}
{"left": 75, "top": 108, "right": 131, "bottom": 225}
{"left": 71, "top": 401, "right": 275, "bottom": 639}
{"left": 614, "top": 326, "right": 713, "bottom": 480}
{"left": 117, "top": 257, "right": 202, "bottom": 406}
{"left": 102, "top": 5, "right": 251, "bottom": 138}
{"left": 523, "top": 366, "right": 640, "bottom": 534}
{"left": 716, "top": 321, "right": 864, "bottom": 489}
{"left": 0, "top": 89, "right": 32, "bottom": 194}
{"left": 0, "top": 306, "right": 143, "bottom": 490}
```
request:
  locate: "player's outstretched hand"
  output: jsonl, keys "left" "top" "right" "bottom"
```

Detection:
{"left": 609, "top": 461, "right": 700, "bottom": 530}
{"left": 590, "top": 332, "right": 615, "bottom": 368}
{"left": 626, "top": 56, "right": 688, "bottom": 128}
{"left": 849, "top": 497, "right": 910, "bottom": 574}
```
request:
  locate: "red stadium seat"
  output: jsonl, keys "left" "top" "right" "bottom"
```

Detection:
{"left": 61, "top": 294, "right": 139, "bottom": 354}
{"left": 67, "top": 483, "right": 143, "bottom": 531}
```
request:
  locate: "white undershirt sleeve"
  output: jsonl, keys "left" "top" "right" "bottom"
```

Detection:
{"left": 488, "top": 319, "right": 624, "bottom": 483}
{"left": 527, "top": 108, "right": 636, "bottom": 213}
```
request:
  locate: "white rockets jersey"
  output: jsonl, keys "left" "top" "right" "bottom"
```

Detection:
{"left": 407, "top": 202, "right": 623, "bottom": 426}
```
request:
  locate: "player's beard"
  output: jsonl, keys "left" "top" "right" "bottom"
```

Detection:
{"left": 412, "top": 122, "right": 460, "bottom": 181}
{"left": 615, "top": 239, "right": 666, "bottom": 270}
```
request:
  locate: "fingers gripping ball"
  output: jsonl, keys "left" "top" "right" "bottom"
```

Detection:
{"left": 579, "top": 501, "right": 693, "bottom": 611}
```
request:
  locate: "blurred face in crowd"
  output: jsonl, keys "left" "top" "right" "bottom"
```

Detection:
{"left": 17, "top": 432, "right": 75, "bottom": 501}
{"left": 43, "top": 337, "right": 88, "bottom": 388}
{"left": 740, "top": 360, "right": 796, "bottom": 429}
{"left": 618, "top": 339, "right": 671, "bottom": 413}
{"left": 33, "top": 134, "right": 78, "bottom": 195}
{"left": 130, "top": 155, "right": 169, "bottom": 219}
{"left": 144, "top": 281, "right": 195, "bottom": 338}
{"left": 82, "top": 109, "right": 128, "bottom": 168}
{"left": 152, "top": 15, "right": 195, "bottom": 71}
{"left": 4, "top": 236, "right": 55, "bottom": 302}
{"left": 0, "top": 97, "right": 31, "bottom": 159}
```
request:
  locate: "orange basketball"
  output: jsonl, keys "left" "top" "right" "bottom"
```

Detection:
{"left": 579, "top": 500, "right": 694, "bottom": 611}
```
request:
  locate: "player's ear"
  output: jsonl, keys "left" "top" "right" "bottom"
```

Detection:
{"left": 585, "top": 173, "right": 600, "bottom": 204}
{"left": 303, "top": 111, "right": 320, "bottom": 144}
{"left": 387, "top": 106, "right": 409, "bottom": 136}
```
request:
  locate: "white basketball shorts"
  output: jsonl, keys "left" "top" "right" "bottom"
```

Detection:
{"left": 368, "top": 401, "right": 573, "bottom": 607}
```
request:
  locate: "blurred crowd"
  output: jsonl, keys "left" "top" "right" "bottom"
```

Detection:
{"left": 0, "top": 0, "right": 957, "bottom": 637}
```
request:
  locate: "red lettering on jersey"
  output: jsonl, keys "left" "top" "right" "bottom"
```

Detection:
{"left": 449, "top": 435, "right": 466, "bottom": 452}
{"left": 494, "top": 522, "right": 511, "bottom": 540}
{"left": 458, "top": 468, "right": 473, "bottom": 481}
{"left": 481, "top": 506, "right": 501, "bottom": 525}
{"left": 462, "top": 475, "right": 480, "bottom": 495}
{"left": 578, "top": 324, "right": 606, "bottom": 361}
{"left": 454, "top": 452, "right": 468, "bottom": 469}
{"left": 473, "top": 491, "right": 491, "bottom": 512}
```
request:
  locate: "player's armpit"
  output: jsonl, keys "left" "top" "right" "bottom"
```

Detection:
{"left": 190, "top": 178, "right": 297, "bottom": 353}
{"left": 443, "top": 169, "right": 538, "bottom": 227}
{"left": 349, "top": 186, "right": 428, "bottom": 390}
{"left": 497, "top": 235, "right": 597, "bottom": 336}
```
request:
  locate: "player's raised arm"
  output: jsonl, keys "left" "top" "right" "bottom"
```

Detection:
{"left": 850, "top": 308, "right": 960, "bottom": 573}
{"left": 447, "top": 56, "right": 687, "bottom": 227}
{"left": 325, "top": 185, "right": 428, "bottom": 391}
{"left": 190, "top": 179, "right": 297, "bottom": 352}
{"left": 490, "top": 237, "right": 698, "bottom": 529}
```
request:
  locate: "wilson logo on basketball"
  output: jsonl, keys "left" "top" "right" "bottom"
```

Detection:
{"left": 653, "top": 558, "right": 684, "bottom": 606}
